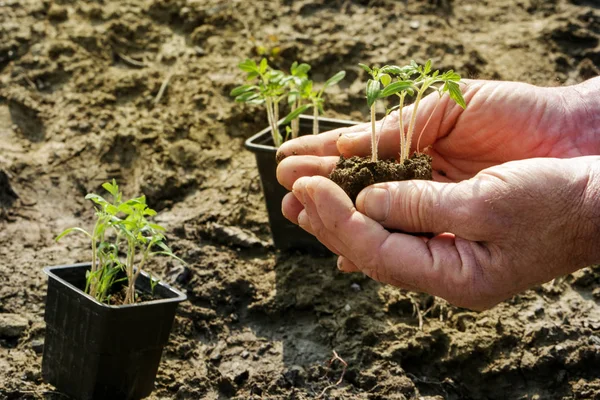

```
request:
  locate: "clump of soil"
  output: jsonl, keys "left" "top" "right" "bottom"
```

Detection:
{"left": 329, "top": 153, "right": 433, "bottom": 202}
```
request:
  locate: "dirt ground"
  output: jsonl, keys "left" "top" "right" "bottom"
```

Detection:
{"left": 1, "top": 0, "right": 600, "bottom": 399}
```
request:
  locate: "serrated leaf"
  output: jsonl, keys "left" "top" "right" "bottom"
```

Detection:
{"left": 445, "top": 81, "right": 466, "bottom": 109}
{"left": 380, "top": 73, "right": 391, "bottom": 87}
{"left": 358, "top": 63, "right": 373, "bottom": 75}
{"left": 324, "top": 71, "right": 345, "bottom": 88}
{"left": 238, "top": 59, "right": 258, "bottom": 73}
{"left": 424, "top": 60, "right": 432, "bottom": 75}
{"left": 366, "top": 79, "right": 381, "bottom": 108}
{"left": 282, "top": 104, "right": 312, "bottom": 125}
{"left": 380, "top": 81, "right": 413, "bottom": 97}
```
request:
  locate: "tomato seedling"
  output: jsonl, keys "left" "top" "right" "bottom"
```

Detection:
{"left": 56, "top": 180, "right": 184, "bottom": 305}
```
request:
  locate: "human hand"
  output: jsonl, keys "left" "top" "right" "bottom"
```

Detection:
{"left": 284, "top": 156, "right": 600, "bottom": 310}
{"left": 276, "top": 78, "right": 600, "bottom": 182}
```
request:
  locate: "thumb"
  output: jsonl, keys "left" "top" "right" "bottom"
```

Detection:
{"left": 355, "top": 180, "right": 479, "bottom": 237}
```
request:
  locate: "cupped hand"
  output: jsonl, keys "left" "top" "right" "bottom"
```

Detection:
{"left": 277, "top": 79, "right": 599, "bottom": 183}
{"left": 286, "top": 156, "right": 600, "bottom": 310}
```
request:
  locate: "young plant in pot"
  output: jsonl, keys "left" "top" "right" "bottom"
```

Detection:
{"left": 231, "top": 58, "right": 357, "bottom": 253}
{"left": 43, "top": 180, "right": 187, "bottom": 400}
{"left": 329, "top": 60, "right": 466, "bottom": 202}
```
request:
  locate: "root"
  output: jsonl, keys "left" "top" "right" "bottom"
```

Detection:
{"left": 318, "top": 350, "right": 348, "bottom": 398}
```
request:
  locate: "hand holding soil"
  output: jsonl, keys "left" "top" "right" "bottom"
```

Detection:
{"left": 277, "top": 78, "right": 600, "bottom": 310}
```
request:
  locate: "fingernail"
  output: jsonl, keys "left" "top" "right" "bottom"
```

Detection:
{"left": 337, "top": 257, "right": 344, "bottom": 270}
{"left": 359, "top": 187, "right": 390, "bottom": 222}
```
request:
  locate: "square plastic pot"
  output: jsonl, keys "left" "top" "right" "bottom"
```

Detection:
{"left": 42, "top": 263, "right": 186, "bottom": 400}
{"left": 244, "top": 115, "right": 359, "bottom": 254}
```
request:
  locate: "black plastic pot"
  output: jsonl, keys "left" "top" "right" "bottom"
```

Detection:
{"left": 245, "top": 115, "right": 359, "bottom": 253}
{"left": 42, "top": 263, "right": 186, "bottom": 400}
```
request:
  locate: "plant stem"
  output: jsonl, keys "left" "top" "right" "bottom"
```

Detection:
{"left": 370, "top": 105, "right": 377, "bottom": 162}
{"left": 291, "top": 100, "right": 299, "bottom": 139}
{"left": 416, "top": 95, "right": 441, "bottom": 155}
{"left": 404, "top": 88, "right": 425, "bottom": 161}
{"left": 265, "top": 98, "right": 280, "bottom": 147}
{"left": 313, "top": 103, "right": 319, "bottom": 135}
{"left": 398, "top": 93, "right": 406, "bottom": 163}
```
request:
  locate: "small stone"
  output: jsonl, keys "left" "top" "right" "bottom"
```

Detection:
{"left": 350, "top": 283, "right": 361, "bottom": 292}
{"left": 241, "top": 350, "right": 250, "bottom": 359}
{"left": 589, "top": 335, "right": 600, "bottom": 346}
{"left": 0, "top": 314, "right": 29, "bottom": 338}
{"left": 344, "top": 304, "right": 351, "bottom": 312}
{"left": 31, "top": 339, "right": 44, "bottom": 354}
{"left": 48, "top": 5, "right": 68, "bottom": 22}
{"left": 257, "top": 343, "right": 271, "bottom": 355}
{"left": 210, "top": 350, "right": 222, "bottom": 361}
{"left": 409, "top": 20, "right": 420, "bottom": 29}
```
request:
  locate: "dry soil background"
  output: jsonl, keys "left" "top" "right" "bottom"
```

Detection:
{"left": 1, "top": 0, "right": 600, "bottom": 399}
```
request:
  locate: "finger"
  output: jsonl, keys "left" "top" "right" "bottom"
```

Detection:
{"left": 275, "top": 124, "right": 368, "bottom": 162}
{"left": 355, "top": 179, "right": 486, "bottom": 240}
{"left": 277, "top": 156, "right": 338, "bottom": 190}
{"left": 294, "top": 180, "right": 345, "bottom": 255}
{"left": 298, "top": 176, "right": 494, "bottom": 309}
{"left": 282, "top": 191, "right": 304, "bottom": 224}
{"left": 337, "top": 255, "right": 361, "bottom": 273}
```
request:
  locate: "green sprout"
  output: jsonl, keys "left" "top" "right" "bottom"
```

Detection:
{"left": 360, "top": 60, "right": 466, "bottom": 162}
{"left": 282, "top": 64, "right": 346, "bottom": 137}
{"left": 232, "top": 59, "right": 345, "bottom": 146}
{"left": 56, "top": 180, "right": 185, "bottom": 305}
{"left": 231, "top": 58, "right": 290, "bottom": 147}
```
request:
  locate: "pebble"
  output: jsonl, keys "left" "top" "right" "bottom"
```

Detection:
{"left": 31, "top": 339, "right": 44, "bottom": 354}
{"left": 409, "top": 20, "right": 420, "bottom": 29}
{"left": 344, "top": 304, "right": 351, "bottom": 312}
{"left": 0, "top": 314, "right": 29, "bottom": 338}
{"left": 350, "top": 283, "right": 361, "bottom": 292}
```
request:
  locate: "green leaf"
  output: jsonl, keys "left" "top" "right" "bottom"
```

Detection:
{"left": 366, "top": 79, "right": 381, "bottom": 108}
{"left": 56, "top": 227, "right": 93, "bottom": 241}
{"left": 292, "top": 63, "right": 311, "bottom": 77}
{"left": 282, "top": 104, "right": 312, "bottom": 125}
{"left": 85, "top": 193, "right": 108, "bottom": 206}
{"left": 238, "top": 59, "right": 258, "bottom": 73}
{"left": 230, "top": 85, "right": 256, "bottom": 97}
{"left": 259, "top": 58, "right": 268, "bottom": 74}
{"left": 102, "top": 181, "right": 118, "bottom": 197}
{"left": 380, "top": 81, "right": 413, "bottom": 97}
{"left": 445, "top": 81, "right": 466, "bottom": 109}
{"left": 235, "top": 92, "right": 260, "bottom": 103}
{"left": 424, "top": 59, "right": 432, "bottom": 75}
{"left": 380, "top": 73, "right": 391, "bottom": 87}
{"left": 144, "top": 208, "right": 157, "bottom": 216}
{"left": 358, "top": 63, "right": 373, "bottom": 75}
{"left": 324, "top": 71, "right": 345, "bottom": 88}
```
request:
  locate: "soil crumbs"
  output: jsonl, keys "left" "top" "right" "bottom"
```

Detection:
{"left": 1, "top": 0, "right": 600, "bottom": 399}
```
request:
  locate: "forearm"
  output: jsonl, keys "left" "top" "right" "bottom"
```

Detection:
{"left": 557, "top": 76, "right": 600, "bottom": 155}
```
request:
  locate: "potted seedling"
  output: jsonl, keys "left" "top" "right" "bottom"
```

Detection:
{"left": 231, "top": 58, "right": 357, "bottom": 253}
{"left": 329, "top": 60, "right": 466, "bottom": 201}
{"left": 42, "top": 180, "right": 187, "bottom": 400}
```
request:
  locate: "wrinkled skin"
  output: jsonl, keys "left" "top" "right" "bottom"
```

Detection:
{"left": 276, "top": 78, "right": 600, "bottom": 310}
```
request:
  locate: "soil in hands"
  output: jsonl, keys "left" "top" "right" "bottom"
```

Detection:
{"left": 329, "top": 153, "right": 433, "bottom": 202}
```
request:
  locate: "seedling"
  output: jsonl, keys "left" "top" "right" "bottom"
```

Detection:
{"left": 359, "top": 60, "right": 466, "bottom": 162}
{"left": 231, "top": 59, "right": 290, "bottom": 147}
{"left": 282, "top": 64, "right": 346, "bottom": 136}
{"left": 232, "top": 59, "right": 345, "bottom": 146}
{"left": 56, "top": 180, "right": 184, "bottom": 305}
